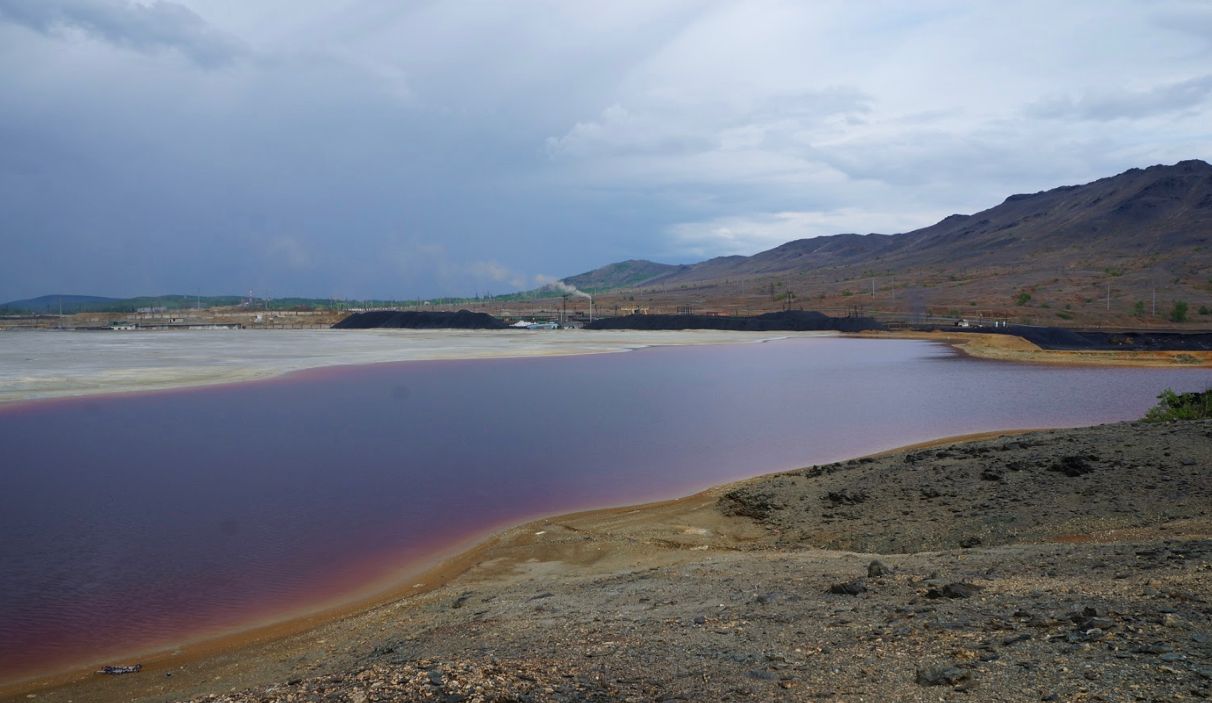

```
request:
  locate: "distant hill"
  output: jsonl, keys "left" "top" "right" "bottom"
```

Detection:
{"left": 0, "top": 294, "right": 305, "bottom": 314}
{"left": 563, "top": 160, "right": 1212, "bottom": 324}
{"left": 562, "top": 259, "right": 685, "bottom": 292}
{"left": 0, "top": 293, "right": 503, "bottom": 315}
{"left": 0, "top": 295, "right": 123, "bottom": 314}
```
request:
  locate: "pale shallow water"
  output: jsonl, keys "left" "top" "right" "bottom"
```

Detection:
{"left": 0, "top": 328, "right": 827, "bottom": 403}
{"left": 1, "top": 335, "right": 1209, "bottom": 682}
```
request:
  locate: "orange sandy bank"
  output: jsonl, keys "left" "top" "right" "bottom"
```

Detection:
{"left": 856, "top": 329, "right": 1212, "bottom": 367}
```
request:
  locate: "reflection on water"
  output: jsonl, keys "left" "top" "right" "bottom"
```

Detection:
{"left": 1, "top": 337, "right": 1208, "bottom": 680}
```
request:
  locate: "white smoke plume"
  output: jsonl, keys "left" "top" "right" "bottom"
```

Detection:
{"left": 547, "top": 280, "right": 592, "bottom": 299}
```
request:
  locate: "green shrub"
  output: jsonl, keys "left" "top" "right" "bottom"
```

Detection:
{"left": 1143, "top": 388, "right": 1212, "bottom": 422}
{"left": 1014, "top": 292, "right": 1031, "bottom": 306}
{"left": 1170, "top": 301, "right": 1189, "bottom": 323}
{"left": 1199, "top": 305, "right": 1210, "bottom": 316}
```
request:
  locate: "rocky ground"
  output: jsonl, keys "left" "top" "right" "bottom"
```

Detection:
{"left": 16, "top": 422, "right": 1211, "bottom": 703}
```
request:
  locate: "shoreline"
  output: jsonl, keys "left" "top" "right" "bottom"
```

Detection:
{"left": 0, "top": 426, "right": 1066, "bottom": 702}
{"left": 856, "top": 329, "right": 1212, "bottom": 367}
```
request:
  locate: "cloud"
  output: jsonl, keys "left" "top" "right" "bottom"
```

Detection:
{"left": 667, "top": 208, "right": 945, "bottom": 258}
{"left": 2, "top": 1, "right": 1212, "bottom": 300}
{"left": 545, "top": 88, "right": 871, "bottom": 162}
{"left": 0, "top": 0, "right": 243, "bottom": 66}
{"left": 1028, "top": 74, "right": 1212, "bottom": 121}
{"left": 1153, "top": 5, "right": 1212, "bottom": 53}
{"left": 266, "top": 236, "right": 313, "bottom": 271}
{"left": 384, "top": 240, "right": 548, "bottom": 294}
{"left": 464, "top": 260, "right": 537, "bottom": 291}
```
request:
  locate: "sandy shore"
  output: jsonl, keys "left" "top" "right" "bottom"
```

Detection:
{"left": 861, "top": 329, "right": 1212, "bottom": 367}
{"left": 7, "top": 419, "right": 1210, "bottom": 703}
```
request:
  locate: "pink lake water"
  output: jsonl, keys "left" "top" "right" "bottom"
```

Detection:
{"left": 1, "top": 336, "right": 1209, "bottom": 682}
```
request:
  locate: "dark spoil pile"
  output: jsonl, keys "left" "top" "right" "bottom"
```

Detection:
{"left": 333, "top": 310, "right": 507, "bottom": 330}
{"left": 585, "top": 310, "right": 884, "bottom": 332}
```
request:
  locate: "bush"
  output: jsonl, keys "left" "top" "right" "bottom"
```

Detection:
{"left": 1170, "top": 301, "right": 1189, "bottom": 323}
{"left": 1015, "top": 292, "right": 1031, "bottom": 306}
{"left": 1199, "top": 305, "right": 1210, "bottom": 316}
{"left": 1143, "top": 388, "right": 1212, "bottom": 422}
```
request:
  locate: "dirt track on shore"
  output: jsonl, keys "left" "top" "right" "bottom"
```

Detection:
{"left": 12, "top": 420, "right": 1210, "bottom": 703}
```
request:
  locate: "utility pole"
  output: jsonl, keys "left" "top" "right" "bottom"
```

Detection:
{"left": 1105, "top": 282, "right": 1110, "bottom": 311}
{"left": 871, "top": 277, "right": 875, "bottom": 299}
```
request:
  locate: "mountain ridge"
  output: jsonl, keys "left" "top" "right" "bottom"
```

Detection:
{"left": 561, "top": 160, "right": 1212, "bottom": 322}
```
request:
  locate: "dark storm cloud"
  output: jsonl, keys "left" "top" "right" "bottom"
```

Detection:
{"left": 0, "top": 0, "right": 242, "bottom": 66}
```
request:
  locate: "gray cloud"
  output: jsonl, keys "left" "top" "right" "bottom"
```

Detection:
{"left": 0, "top": 0, "right": 242, "bottom": 66}
{"left": 1153, "top": 6, "right": 1212, "bottom": 53}
{"left": 1028, "top": 75, "right": 1212, "bottom": 121}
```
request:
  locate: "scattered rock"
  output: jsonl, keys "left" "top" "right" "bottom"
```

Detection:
{"left": 828, "top": 579, "right": 867, "bottom": 595}
{"left": 915, "top": 665, "right": 970, "bottom": 686}
{"left": 823, "top": 488, "right": 868, "bottom": 506}
{"left": 867, "top": 560, "right": 892, "bottom": 578}
{"left": 719, "top": 490, "right": 778, "bottom": 520}
{"left": 1049, "top": 455, "right": 1095, "bottom": 477}
{"left": 926, "top": 582, "right": 983, "bottom": 599}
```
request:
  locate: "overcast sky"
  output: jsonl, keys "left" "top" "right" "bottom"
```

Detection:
{"left": 2, "top": 0, "right": 1211, "bottom": 300}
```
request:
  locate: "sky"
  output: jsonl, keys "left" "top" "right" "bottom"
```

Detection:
{"left": 1, "top": 1, "right": 1211, "bottom": 301}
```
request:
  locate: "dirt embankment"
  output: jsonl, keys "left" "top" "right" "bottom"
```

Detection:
{"left": 22, "top": 421, "right": 1211, "bottom": 703}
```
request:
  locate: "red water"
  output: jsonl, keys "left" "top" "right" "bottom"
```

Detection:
{"left": 1, "top": 337, "right": 1208, "bottom": 682}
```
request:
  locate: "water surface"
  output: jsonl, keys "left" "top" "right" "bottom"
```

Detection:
{"left": 1, "top": 337, "right": 1208, "bottom": 681}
